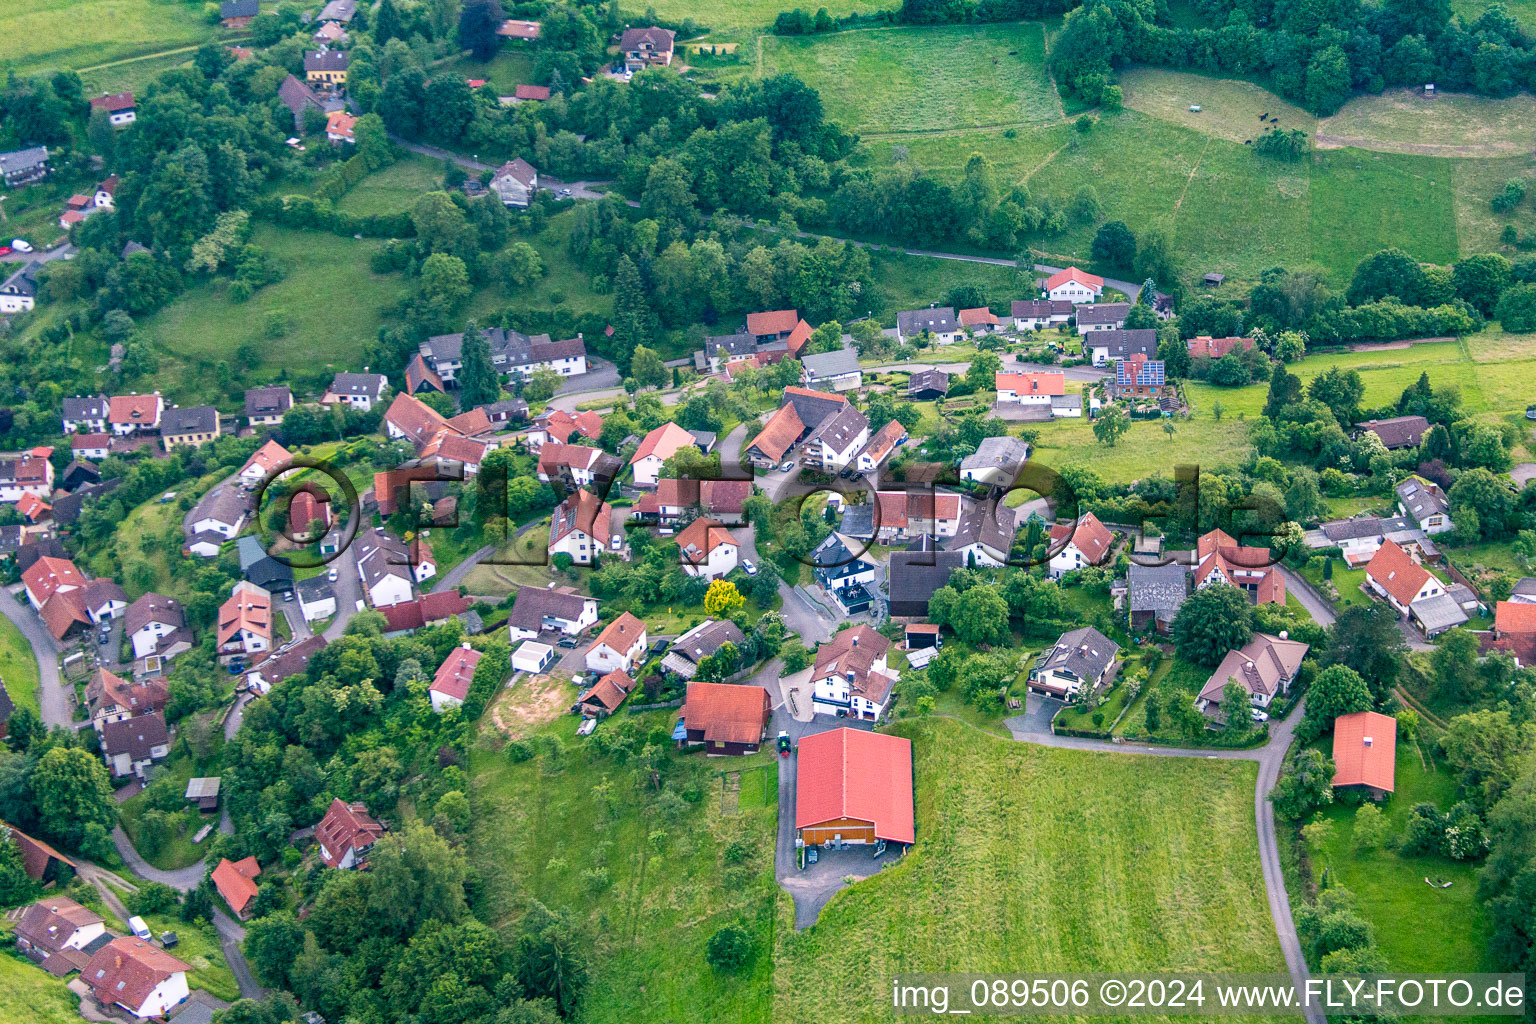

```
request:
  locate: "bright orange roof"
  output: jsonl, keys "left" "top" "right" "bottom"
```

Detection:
{"left": 785, "top": 319, "right": 813, "bottom": 357}
{"left": 1332, "top": 711, "right": 1397, "bottom": 792}
{"left": 1049, "top": 511, "right": 1113, "bottom": 564}
{"left": 592, "top": 611, "right": 645, "bottom": 654}
{"left": 796, "top": 728, "right": 914, "bottom": 844}
{"left": 996, "top": 371, "right": 1065, "bottom": 396}
{"left": 631, "top": 421, "right": 695, "bottom": 465}
{"left": 1364, "top": 539, "right": 1432, "bottom": 608}
{"left": 1496, "top": 600, "right": 1536, "bottom": 634}
{"left": 1044, "top": 266, "right": 1103, "bottom": 291}
{"left": 211, "top": 856, "right": 260, "bottom": 915}
{"left": 746, "top": 309, "right": 798, "bottom": 336}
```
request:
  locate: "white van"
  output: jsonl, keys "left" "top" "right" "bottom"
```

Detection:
{"left": 128, "top": 916, "right": 151, "bottom": 940}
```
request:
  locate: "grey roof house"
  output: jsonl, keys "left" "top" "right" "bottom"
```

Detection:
{"left": 1030, "top": 626, "right": 1120, "bottom": 699}
{"left": 1127, "top": 561, "right": 1187, "bottom": 632}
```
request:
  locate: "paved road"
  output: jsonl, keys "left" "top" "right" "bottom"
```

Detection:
{"left": 321, "top": 541, "right": 362, "bottom": 641}
{"left": 0, "top": 588, "right": 68, "bottom": 728}
{"left": 736, "top": 527, "right": 834, "bottom": 645}
{"left": 1278, "top": 566, "right": 1336, "bottom": 627}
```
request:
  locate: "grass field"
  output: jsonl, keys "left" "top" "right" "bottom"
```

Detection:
{"left": 437, "top": 51, "right": 538, "bottom": 95}
{"left": 774, "top": 718, "right": 1283, "bottom": 1020}
{"left": 1117, "top": 68, "right": 1317, "bottom": 145}
{"left": 641, "top": 0, "right": 891, "bottom": 34}
{"left": 469, "top": 711, "right": 783, "bottom": 1024}
{"left": 1027, "top": 407, "right": 1255, "bottom": 484}
{"left": 759, "top": 23, "right": 1061, "bottom": 134}
{"left": 1453, "top": 0, "right": 1536, "bottom": 28}
{"left": 0, "top": 0, "right": 218, "bottom": 75}
{"left": 0, "top": 609, "right": 42, "bottom": 714}
{"left": 336, "top": 155, "right": 447, "bottom": 216}
{"left": 78, "top": 48, "right": 198, "bottom": 96}
{"left": 0, "top": 955, "right": 81, "bottom": 1024}
{"left": 139, "top": 225, "right": 399, "bottom": 399}
{"left": 1305, "top": 738, "right": 1493, "bottom": 978}
{"left": 139, "top": 913, "right": 240, "bottom": 1002}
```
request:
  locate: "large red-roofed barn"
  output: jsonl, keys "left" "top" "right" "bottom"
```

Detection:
{"left": 795, "top": 727, "right": 914, "bottom": 847}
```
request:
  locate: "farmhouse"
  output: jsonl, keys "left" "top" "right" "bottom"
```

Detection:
{"left": 1395, "top": 476, "right": 1454, "bottom": 534}
{"left": 506, "top": 585, "right": 598, "bottom": 640}
{"left": 1332, "top": 710, "right": 1397, "bottom": 799}
{"left": 1011, "top": 298, "right": 1074, "bottom": 330}
{"left": 1357, "top": 415, "right": 1429, "bottom": 450}
{"left": 429, "top": 643, "right": 483, "bottom": 712}
{"left": 796, "top": 728, "right": 915, "bottom": 849}
{"left": 88, "top": 92, "right": 137, "bottom": 126}
{"left": 1048, "top": 512, "right": 1114, "bottom": 578}
{"left": 316, "top": 798, "right": 385, "bottom": 869}
{"left": 895, "top": 306, "right": 961, "bottom": 345}
{"left": 586, "top": 611, "right": 647, "bottom": 675}
{"left": 85, "top": 667, "right": 168, "bottom": 731}
{"left": 1084, "top": 329, "right": 1158, "bottom": 366}
{"left": 1196, "top": 633, "right": 1310, "bottom": 717}
{"left": 1195, "top": 528, "right": 1285, "bottom": 604}
{"left": 83, "top": 937, "right": 191, "bottom": 1019}
{"left": 661, "top": 619, "right": 746, "bottom": 679}
{"left": 211, "top": 857, "right": 261, "bottom": 919}
{"left": 1126, "top": 560, "right": 1187, "bottom": 632}
{"left": 159, "top": 405, "right": 221, "bottom": 451}
{"left": 304, "top": 48, "right": 349, "bottom": 88}
{"left": 856, "top": 419, "right": 908, "bottom": 473}
{"left": 1042, "top": 266, "right": 1103, "bottom": 303}
{"left": 632, "top": 477, "right": 751, "bottom": 525}
{"left": 549, "top": 488, "right": 624, "bottom": 566}
{"left": 1186, "top": 335, "right": 1255, "bottom": 360}
{"left": 630, "top": 421, "right": 700, "bottom": 487}
{"left": 680, "top": 682, "right": 771, "bottom": 755}
{"left": 1030, "top": 626, "right": 1120, "bottom": 699}
{"left": 677, "top": 516, "right": 739, "bottom": 579}
{"left": 1075, "top": 302, "right": 1130, "bottom": 333}
{"left": 959, "top": 435, "right": 1030, "bottom": 487}
{"left": 810, "top": 625, "right": 898, "bottom": 721}
{"left": 0, "top": 146, "right": 49, "bottom": 187}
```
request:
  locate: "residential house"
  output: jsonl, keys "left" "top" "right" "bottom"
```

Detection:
{"left": 1048, "top": 512, "right": 1114, "bottom": 577}
{"left": 1364, "top": 539, "right": 1443, "bottom": 617}
{"left": 498, "top": 18, "right": 540, "bottom": 39}
{"left": 630, "top": 421, "right": 700, "bottom": 487}
{"left": 796, "top": 728, "right": 914, "bottom": 848}
{"left": 620, "top": 26, "right": 676, "bottom": 69}
{"left": 313, "top": 20, "right": 348, "bottom": 44}
{"left": 88, "top": 92, "right": 136, "bottom": 126}
{"left": 742, "top": 403, "right": 805, "bottom": 468}
{"left": 185, "top": 485, "right": 248, "bottom": 558}
{"left": 86, "top": 668, "right": 169, "bottom": 731}
{"left": 856, "top": 419, "right": 908, "bottom": 474}
{"left": 1083, "top": 329, "right": 1158, "bottom": 366}
{"left": 1075, "top": 302, "right": 1130, "bottom": 334}
{"left": 1317, "top": 514, "right": 1435, "bottom": 567}
{"left": 217, "top": 582, "right": 271, "bottom": 664}
{"left": 585, "top": 611, "right": 647, "bottom": 675}
{"left": 996, "top": 370, "right": 1065, "bottom": 408}
{"left": 288, "top": 489, "right": 331, "bottom": 539}
{"left": 1484, "top": 601, "right": 1536, "bottom": 665}
{"left": 101, "top": 711, "right": 170, "bottom": 779}
{"left": 1126, "top": 560, "right": 1187, "bottom": 632}
{"left": 0, "top": 146, "right": 49, "bottom": 187}
{"left": 93, "top": 175, "right": 119, "bottom": 208}
{"left": 1011, "top": 298, "right": 1074, "bottom": 330}
{"left": 236, "top": 387, "right": 290, "bottom": 430}
{"left": 958, "top": 306, "right": 1005, "bottom": 334}
{"left": 811, "top": 534, "right": 877, "bottom": 614}
{"left": 0, "top": 262, "right": 38, "bottom": 313}
{"left": 660, "top": 619, "right": 746, "bottom": 679}
{"left": 420, "top": 326, "right": 587, "bottom": 383}
{"left": 125, "top": 593, "right": 190, "bottom": 661}
{"left": 83, "top": 937, "right": 191, "bottom": 1019}
{"left": 810, "top": 625, "right": 898, "bottom": 721}
{"left": 946, "top": 497, "right": 1021, "bottom": 567}
{"left": 802, "top": 403, "right": 870, "bottom": 471}
{"left": 746, "top": 308, "right": 799, "bottom": 342}
{"left": 323, "top": 109, "right": 357, "bottom": 144}
{"left": 14, "top": 896, "right": 106, "bottom": 963}
{"left": 108, "top": 393, "right": 163, "bottom": 435}
{"left": 238, "top": 439, "right": 291, "bottom": 489}
{"left": 322, "top": 372, "right": 387, "bottom": 410}
{"left": 886, "top": 543, "right": 967, "bottom": 618}
{"left": 220, "top": 0, "right": 259, "bottom": 27}
{"left": 677, "top": 516, "right": 739, "bottom": 579}
{"left": 513, "top": 84, "right": 551, "bottom": 101}
{"left": 22, "top": 555, "right": 85, "bottom": 611}
{"left": 801, "top": 348, "right": 863, "bottom": 391}
{"left": 70, "top": 431, "right": 111, "bottom": 460}
{"left": 315, "top": 798, "right": 385, "bottom": 869}
{"left": 873, "top": 489, "right": 963, "bottom": 543}
{"left": 700, "top": 332, "right": 769, "bottom": 371}
{"left": 490, "top": 158, "right": 538, "bottom": 207}
{"left": 1042, "top": 266, "right": 1103, "bottom": 303}
{"left": 1195, "top": 632, "right": 1309, "bottom": 717}
{"left": 907, "top": 368, "right": 949, "bottom": 400}
{"left": 549, "top": 489, "right": 624, "bottom": 566}
{"left": 1194, "top": 528, "right": 1285, "bottom": 604}
{"left": 62, "top": 395, "right": 109, "bottom": 434}
{"left": 528, "top": 407, "right": 603, "bottom": 446}
{"left": 1111, "top": 354, "right": 1167, "bottom": 399}
{"left": 211, "top": 857, "right": 261, "bottom": 919}
{"left": 79, "top": 578, "right": 127, "bottom": 623}
{"left": 295, "top": 576, "right": 337, "bottom": 622}
{"left": 575, "top": 670, "right": 634, "bottom": 717}
{"left": 1186, "top": 335, "right": 1254, "bottom": 360}
{"left": 1029, "top": 626, "right": 1120, "bottom": 699}
{"left": 318, "top": 0, "right": 357, "bottom": 21}
{"left": 785, "top": 319, "right": 814, "bottom": 358}
{"left": 1396, "top": 476, "right": 1454, "bottom": 534}
{"left": 1357, "top": 415, "right": 1429, "bottom": 450}
{"left": 276, "top": 74, "right": 339, "bottom": 130}
{"left": 404, "top": 353, "right": 445, "bottom": 395}
{"left": 632, "top": 478, "right": 752, "bottom": 526}
{"left": 159, "top": 405, "right": 220, "bottom": 451}
{"left": 245, "top": 635, "right": 327, "bottom": 694}
{"left": 356, "top": 530, "right": 430, "bottom": 607}
{"left": 236, "top": 535, "right": 294, "bottom": 594}
{"left": 505, "top": 585, "right": 598, "bottom": 641}
{"left": 0, "top": 449, "right": 53, "bottom": 503}
{"left": 1332, "top": 710, "right": 1397, "bottom": 799}
{"left": 681, "top": 681, "right": 771, "bottom": 754}
{"left": 429, "top": 642, "right": 483, "bottom": 712}
{"left": 959, "top": 435, "right": 1030, "bottom": 487}
{"left": 14, "top": 492, "right": 48, "bottom": 523}
{"left": 537, "top": 443, "right": 620, "bottom": 489}
{"left": 895, "top": 307, "right": 961, "bottom": 345}
{"left": 304, "top": 48, "right": 349, "bottom": 88}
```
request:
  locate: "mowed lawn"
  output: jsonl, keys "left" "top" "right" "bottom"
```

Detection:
{"left": 775, "top": 719, "right": 1284, "bottom": 1021}
{"left": 0, "top": 0, "right": 217, "bottom": 75}
{"left": 646, "top": 0, "right": 890, "bottom": 33}
{"left": 1028, "top": 406, "right": 1255, "bottom": 484}
{"left": 138, "top": 225, "right": 399, "bottom": 399}
{"left": 0, "top": 955, "right": 81, "bottom": 1024}
{"left": 0, "top": 610, "right": 42, "bottom": 714}
{"left": 468, "top": 712, "right": 784, "bottom": 1024}
{"left": 759, "top": 23, "right": 1060, "bottom": 134}
{"left": 336, "top": 155, "right": 446, "bottom": 216}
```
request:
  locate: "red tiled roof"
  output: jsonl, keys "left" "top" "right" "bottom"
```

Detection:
{"left": 1332, "top": 711, "right": 1397, "bottom": 792}
{"left": 582, "top": 670, "right": 633, "bottom": 712}
{"left": 515, "top": 84, "right": 551, "bottom": 100}
{"left": 1496, "top": 600, "right": 1536, "bottom": 634}
{"left": 796, "top": 728, "right": 914, "bottom": 844}
{"left": 683, "top": 682, "right": 770, "bottom": 746}
{"left": 430, "top": 644, "right": 482, "bottom": 702}
{"left": 677, "top": 517, "right": 736, "bottom": 560}
{"left": 631, "top": 421, "right": 696, "bottom": 465}
{"left": 1044, "top": 266, "right": 1103, "bottom": 291}
{"left": 785, "top": 319, "right": 814, "bottom": 357}
{"left": 217, "top": 582, "right": 271, "bottom": 646}
{"left": 3, "top": 822, "right": 75, "bottom": 880}
{"left": 325, "top": 110, "right": 356, "bottom": 138}
{"left": 107, "top": 394, "right": 160, "bottom": 425}
{"left": 420, "top": 431, "right": 488, "bottom": 467}
{"left": 1365, "top": 539, "right": 1432, "bottom": 608}
{"left": 315, "top": 797, "right": 385, "bottom": 867}
{"left": 39, "top": 591, "right": 90, "bottom": 640}
{"left": 242, "top": 439, "right": 291, "bottom": 476}
{"left": 1049, "top": 511, "right": 1113, "bottom": 564}
{"left": 996, "top": 371, "right": 1065, "bottom": 396}
{"left": 89, "top": 92, "right": 135, "bottom": 112}
{"left": 445, "top": 407, "right": 492, "bottom": 436}
{"left": 24, "top": 556, "right": 84, "bottom": 603}
{"left": 747, "top": 309, "right": 798, "bottom": 336}
{"left": 958, "top": 307, "right": 1001, "bottom": 327}
{"left": 288, "top": 490, "right": 329, "bottom": 533}
{"left": 592, "top": 611, "right": 645, "bottom": 656}
{"left": 744, "top": 404, "right": 804, "bottom": 462}
{"left": 404, "top": 353, "right": 445, "bottom": 395}
{"left": 385, "top": 392, "right": 451, "bottom": 446}
{"left": 858, "top": 419, "right": 907, "bottom": 466}
{"left": 211, "top": 856, "right": 260, "bottom": 915}
{"left": 72, "top": 432, "right": 111, "bottom": 450}
{"left": 1186, "top": 335, "right": 1254, "bottom": 359}
{"left": 84, "top": 937, "right": 190, "bottom": 1012}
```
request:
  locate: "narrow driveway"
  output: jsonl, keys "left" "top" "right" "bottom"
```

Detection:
{"left": 0, "top": 589, "right": 68, "bottom": 727}
{"left": 1278, "top": 566, "right": 1336, "bottom": 627}
{"left": 738, "top": 529, "right": 833, "bottom": 645}
{"left": 321, "top": 542, "right": 361, "bottom": 640}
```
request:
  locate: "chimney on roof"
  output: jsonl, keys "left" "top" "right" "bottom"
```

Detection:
{"left": 1364, "top": 736, "right": 1373, "bottom": 746}
{"left": 462, "top": 641, "right": 471, "bottom": 650}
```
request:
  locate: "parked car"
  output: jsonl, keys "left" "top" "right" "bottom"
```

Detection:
{"left": 0, "top": 246, "right": 11, "bottom": 257}
{"left": 556, "top": 638, "right": 578, "bottom": 649}
{"left": 328, "top": 567, "right": 338, "bottom": 582}
{"left": 1250, "top": 709, "right": 1269, "bottom": 723}
{"left": 779, "top": 460, "right": 796, "bottom": 472}
{"left": 742, "top": 560, "right": 757, "bottom": 575}
{"left": 10, "top": 240, "right": 33, "bottom": 253}
{"left": 128, "top": 917, "right": 150, "bottom": 940}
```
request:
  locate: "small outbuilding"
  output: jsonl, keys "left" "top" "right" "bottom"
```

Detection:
{"left": 184, "top": 777, "right": 221, "bottom": 811}
{"left": 512, "top": 640, "right": 555, "bottom": 674}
